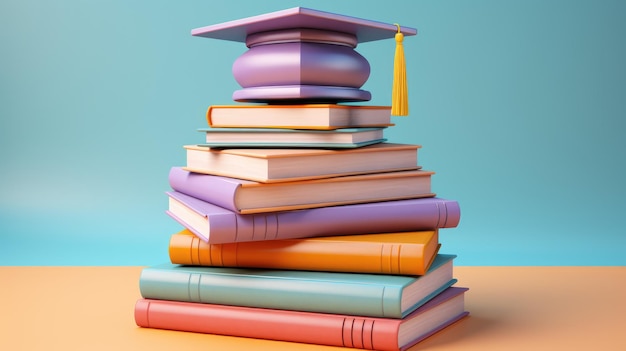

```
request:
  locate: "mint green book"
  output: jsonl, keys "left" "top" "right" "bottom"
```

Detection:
{"left": 139, "top": 254, "right": 456, "bottom": 318}
{"left": 198, "top": 127, "right": 386, "bottom": 148}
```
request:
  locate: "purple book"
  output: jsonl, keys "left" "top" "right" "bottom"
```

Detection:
{"left": 168, "top": 167, "right": 436, "bottom": 214}
{"left": 166, "top": 189, "right": 460, "bottom": 244}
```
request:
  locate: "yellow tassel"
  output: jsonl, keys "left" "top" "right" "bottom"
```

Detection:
{"left": 391, "top": 23, "right": 409, "bottom": 116}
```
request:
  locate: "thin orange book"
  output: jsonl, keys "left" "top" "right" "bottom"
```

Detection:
{"left": 170, "top": 229, "right": 440, "bottom": 275}
{"left": 206, "top": 104, "right": 394, "bottom": 130}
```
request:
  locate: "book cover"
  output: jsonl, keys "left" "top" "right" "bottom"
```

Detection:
{"left": 199, "top": 127, "right": 386, "bottom": 148}
{"left": 169, "top": 229, "right": 440, "bottom": 275}
{"left": 135, "top": 287, "right": 469, "bottom": 351}
{"left": 206, "top": 104, "right": 394, "bottom": 129}
{"left": 183, "top": 142, "right": 420, "bottom": 183}
{"left": 139, "top": 254, "right": 457, "bottom": 318}
{"left": 169, "top": 167, "right": 434, "bottom": 214}
{"left": 166, "top": 190, "right": 460, "bottom": 244}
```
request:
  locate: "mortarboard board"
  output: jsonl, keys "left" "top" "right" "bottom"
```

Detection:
{"left": 191, "top": 7, "right": 416, "bottom": 111}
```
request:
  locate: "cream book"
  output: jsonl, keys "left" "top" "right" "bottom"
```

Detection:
{"left": 184, "top": 142, "right": 420, "bottom": 183}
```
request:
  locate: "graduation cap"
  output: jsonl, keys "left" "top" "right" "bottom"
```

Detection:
{"left": 192, "top": 7, "right": 417, "bottom": 115}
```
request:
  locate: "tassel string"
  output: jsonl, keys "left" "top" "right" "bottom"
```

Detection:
{"left": 391, "top": 23, "right": 409, "bottom": 116}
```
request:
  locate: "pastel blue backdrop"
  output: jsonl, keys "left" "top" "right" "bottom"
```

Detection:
{"left": 1, "top": 0, "right": 624, "bottom": 265}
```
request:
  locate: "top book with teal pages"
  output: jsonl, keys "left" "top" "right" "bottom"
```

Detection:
{"left": 198, "top": 127, "right": 386, "bottom": 148}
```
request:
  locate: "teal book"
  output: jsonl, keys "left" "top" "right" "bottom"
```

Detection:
{"left": 139, "top": 254, "right": 456, "bottom": 318}
{"left": 198, "top": 127, "right": 386, "bottom": 148}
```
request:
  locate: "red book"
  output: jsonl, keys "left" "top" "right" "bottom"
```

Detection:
{"left": 135, "top": 287, "right": 468, "bottom": 351}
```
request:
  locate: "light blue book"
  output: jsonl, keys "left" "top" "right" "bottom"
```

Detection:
{"left": 139, "top": 254, "right": 457, "bottom": 318}
{"left": 198, "top": 127, "right": 386, "bottom": 148}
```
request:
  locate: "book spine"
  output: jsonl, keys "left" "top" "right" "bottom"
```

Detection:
{"left": 169, "top": 167, "right": 241, "bottom": 212}
{"left": 206, "top": 105, "right": 215, "bottom": 126}
{"left": 269, "top": 197, "right": 460, "bottom": 236}
{"left": 134, "top": 299, "right": 399, "bottom": 350}
{"left": 138, "top": 268, "right": 403, "bottom": 318}
{"left": 169, "top": 231, "right": 434, "bottom": 275}
{"left": 272, "top": 198, "right": 457, "bottom": 239}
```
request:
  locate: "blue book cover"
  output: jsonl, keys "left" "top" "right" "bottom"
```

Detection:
{"left": 139, "top": 254, "right": 457, "bottom": 318}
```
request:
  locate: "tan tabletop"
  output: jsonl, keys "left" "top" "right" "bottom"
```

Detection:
{"left": 1, "top": 266, "right": 624, "bottom": 350}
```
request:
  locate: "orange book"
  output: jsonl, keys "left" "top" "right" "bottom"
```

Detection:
{"left": 169, "top": 229, "right": 440, "bottom": 275}
{"left": 206, "top": 104, "right": 394, "bottom": 130}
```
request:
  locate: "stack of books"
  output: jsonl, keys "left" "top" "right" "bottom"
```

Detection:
{"left": 134, "top": 7, "right": 468, "bottom": 351}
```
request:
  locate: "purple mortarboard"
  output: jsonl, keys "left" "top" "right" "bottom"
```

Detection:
{"left": 192, "top": 7, "right": 416, "bottom": 115}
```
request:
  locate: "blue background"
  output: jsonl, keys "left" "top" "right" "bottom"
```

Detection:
{"left": 1, "top": 0, "right": 624, "bottom": 266}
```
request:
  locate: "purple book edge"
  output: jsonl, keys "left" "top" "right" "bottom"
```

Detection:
{"left": 169, "top": 167, "right": 245, "bottom": 212}
{"left": 166, "top": 188, "right": 460, "bottom": 244}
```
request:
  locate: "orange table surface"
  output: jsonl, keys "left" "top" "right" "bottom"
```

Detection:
{"left": 1, "top": 266, "right": 625, "bottom": 351}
